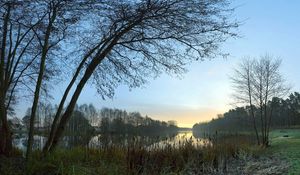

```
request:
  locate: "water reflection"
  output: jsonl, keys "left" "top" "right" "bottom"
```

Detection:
{"left": 148, "top": 131, "right": 211, "bottom": 149}
{"left": 13, "top": 131, "right": 210, "bottom": 151}
{"left": 13, "top": 135, "right": 47, "bottom": 152}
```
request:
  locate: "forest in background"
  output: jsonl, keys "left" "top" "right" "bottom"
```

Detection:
{"left": 193, "top": 92, "right": 300, "bottom": 133}
{"left": 11, "top": 104, "right": 179, "bottom": 137}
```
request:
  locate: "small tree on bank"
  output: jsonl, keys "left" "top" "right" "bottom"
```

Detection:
{"left": 231, "top": 55, "right": 290, "bottom": 146}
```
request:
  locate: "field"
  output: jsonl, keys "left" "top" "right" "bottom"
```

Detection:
{"left": 268, "top": 129, "right": 300, "bottom": 175}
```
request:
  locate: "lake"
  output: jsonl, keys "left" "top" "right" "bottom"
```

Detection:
{"left": 13, "top": 131, "right": 210, "bottom": 152}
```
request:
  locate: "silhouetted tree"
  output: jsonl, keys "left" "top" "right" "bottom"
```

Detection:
{"left": 0, "top": 0, "right": 238, "bottom": 155}
{"left": 26, "top": 0, "right": 86, "bottom": 159}
{"left": 0, "top": 1, "right": 44, "bottom": 156}
{"left": 231, "top": 58, "right": 260, "bottom": 144}
{"left": 231, "top": 55, "right": 289, "bottom": 146}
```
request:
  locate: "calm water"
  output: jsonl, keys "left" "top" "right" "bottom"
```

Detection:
{"left": 13, "top": 131, "right": 210, "bottom": 151}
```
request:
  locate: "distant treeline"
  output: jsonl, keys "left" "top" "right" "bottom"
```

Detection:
{"left": 99, "top": 110, "right": 178, "bottom": 135}
{"left": 193, "top": 92, "right": 300, "bottom": 133}
{"left": 17, "top": 104, "right": 178, "bottom": 135}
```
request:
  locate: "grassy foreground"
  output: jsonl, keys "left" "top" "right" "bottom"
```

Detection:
{"left": 26, "top": 141, "right": 251, "bottom": 175}
{"left": 268, "top": 129, "right": 300, "bottom": 175}
{"left": 1, "top": 136, "right": 256, "bottom": 175}
{"left": 2, "top": 130, "right": 300, "bottom": 175}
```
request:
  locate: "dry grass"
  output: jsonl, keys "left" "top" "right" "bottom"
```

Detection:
{"left": 1, "top": 134, "right": 270, "bottom": 175}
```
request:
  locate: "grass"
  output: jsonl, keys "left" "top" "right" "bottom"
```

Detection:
{"left": 268, "top": 129, "right": 300, "bottom": 175}
{"left": 6, "top": 130, "right": 299, "bottom": 175}
{"left": 5, "top": 135, "right": 255, "bottom": 175}
{"left": 210, "top": 128, "right": 300, "bottom": 175}
{"left": 26, "top": 147, "right": 126, "bottom": 175}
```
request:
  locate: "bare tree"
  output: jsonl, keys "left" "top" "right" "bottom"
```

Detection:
{"left": 252, "top": 56, "right": 290, "bottom": 146}
{"left": 0, "top": 0, "right": 239, "bottom": 156}
{"left": 43, "top": 0, "right": 239, "bottom": 154}
{"left": 0, "top": 1, "right": 45, "bottom": 156}
{"left": 231, "top": 55, "right": 290, "bottom": 146}
{"left": 231, "top": 58, "right": 260, "bottom": 144}
{"left": 26, "top": 0, "right": 85, "bottom": 160}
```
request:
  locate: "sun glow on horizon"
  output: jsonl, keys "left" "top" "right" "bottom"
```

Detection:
{"left": 137, "top": 106, "right": 228, "bottom": 128}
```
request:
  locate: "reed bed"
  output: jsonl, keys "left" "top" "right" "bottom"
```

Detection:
{"left": 20, "top": 134, "right": 259, "bottom": 175}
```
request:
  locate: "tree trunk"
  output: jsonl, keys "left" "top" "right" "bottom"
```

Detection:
{"left": 263, "top": 68, "right": 270, "bottom": 147}
{"left": 246, "top": 66, "right": 260, "bottom": 145}
{"left": 25, "top": 50, "right": 47, "bottom": 160}
{"left": 45, "top": 18, "right": 139, "bottom": 153}
{"left": 260, "top": 105, "right": 265, "bottom": 146}
{"left": 250, "top": 104, "right": 260, "bottom": 145}
{"left": 0, "top": 97, "right": 12, "bottom": 156}
{"left": 0, "top": 3, "right": 12, "bottom": 156}
{"left": 26, "top": 9, "right": 56, "bottom": 160}
{"left": 266, "top": 102, "right": 274, "bottom": 146}
{"left": 259, "top": 77, "right": 265, "bottom": 146}
{"left": 42, "top": 43, "right": 101, "bottom": 155}
{"left": 48, "top": 58, "right": 99, "bottom": 152}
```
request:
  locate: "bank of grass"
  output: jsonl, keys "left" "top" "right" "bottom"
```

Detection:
{"left": 21, "top": 136, "right": 257, "bottom": 175}
{"left": 3, "top": 130, "right": 298, "bottom": 174}
{"left": 268, "top": 129, "right": 300, "bottom": 175}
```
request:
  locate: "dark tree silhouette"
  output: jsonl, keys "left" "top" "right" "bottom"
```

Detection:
{"left": 230, "top": 55, "right": 289, "bottom": 146}
{"left": 97, "top": 108, "right": 178, "bottom": 135}
{"left": 43, "top": 0, "right": 238, "bottom": 154}
{"left": 26, "top": 0, "right": 86, "bottom": 160}
{"left": 0, "top": 0, "right": 239, "bottom": 156}
{"left": 231, "top": 58, "right": 260, "bottom": 144}
{"left": 0, "top": 1, "right": 45, "bottom": 156}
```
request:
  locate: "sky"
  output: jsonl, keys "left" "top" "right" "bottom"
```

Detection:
{"left": 17, "top": 0, "right": 300, "bottom": 128}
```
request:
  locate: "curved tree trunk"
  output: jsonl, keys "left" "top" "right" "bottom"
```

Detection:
{"left": 48, "top": 57, "right": 99, "bottom": 152}
{"left": 45, "top": 19, "right": 138, "bottom": 153}
{"left": 42, "top": 43, "right": 102, "bottom": 155}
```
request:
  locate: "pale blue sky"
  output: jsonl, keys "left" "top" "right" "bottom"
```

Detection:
{"left": 17, "top": 0, "right": 300, "bottom": 127}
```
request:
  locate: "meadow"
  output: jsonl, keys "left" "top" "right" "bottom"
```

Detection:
{"left": 268, "top": 129, "right": 300, "bottom": 175}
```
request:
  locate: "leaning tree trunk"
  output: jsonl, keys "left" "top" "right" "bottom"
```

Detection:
{"left": 45, "top": 18, "right": 138, "bottom": 153}
{"left": 48, "top": 58, "right": 98, "bottom": 152}
{"left": 42, "top": 43, "right": 101, "bottom": 155}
